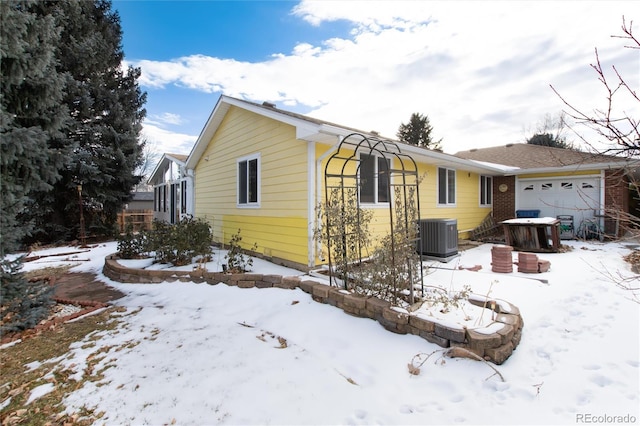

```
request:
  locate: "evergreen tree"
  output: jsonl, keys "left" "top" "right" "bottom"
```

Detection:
{"left": 525, "top": 112, "right": 574, "bottom": 149}
{"left": 0, "top": 0, "right": 69, "bottom": 253}
{"left": 397, "top": 112, "right": 442, "bottom": 150}
{"left": 526, "top": 133, "right": 574, "bottom": 149}
{"left": 24, "top": 0, "right": 147, "bottom": 243}
{"left": 0, "top": 0, "right": 59, "bottom": 333}
{"left": 1, "top": 257, "right": 54, "bottom": 334}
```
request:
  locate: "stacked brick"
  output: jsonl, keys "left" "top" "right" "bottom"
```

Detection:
{"left": 491, "top": 245, "right": 514, "bottom": 273}
{"left": 516, "top": 252, "right": 551, "bottom": 273}
{"left": 103, "top": 255, "right": 525, "bottom": 365}
{"left": 517, "top": 252, "right": 539, "bottom": 273}
{"left": 538, "top": 259, "right": 551, "bottom": 272}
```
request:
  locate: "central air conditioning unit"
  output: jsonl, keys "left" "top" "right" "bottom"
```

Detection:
{"left": 417, "top": 218, "right": 458, "bottom": 262}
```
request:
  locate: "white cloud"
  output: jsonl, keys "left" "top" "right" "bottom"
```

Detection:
{"left": 141, "top": 122, "right": 197, "bottom": 157}
{"left": 146, "top": 112, "right": 184, "bottom": 127}
{"left": 130, "top": 1, "right": 637, "bottom": 153}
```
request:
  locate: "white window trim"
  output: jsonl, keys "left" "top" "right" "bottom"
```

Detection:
{"left": 437, "top": 167, "right": 456, "bottom": 206}
{"left": 237, "top": 153, "right": 261, "bottom": 208}
{"left": 358, "top": 152, "right": 392, "bottom": 206}
{"left": 480, "top": 175, "right": 493, "bottom": 207}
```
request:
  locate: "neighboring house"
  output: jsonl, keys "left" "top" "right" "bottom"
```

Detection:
{"left": 185, "top": 95, "right": 507, "bottom": 269}
{"left": 455, "top": 143, "right": 639, "bottom": 236}
{"left": 126, "top": 191, "right": 154, "bottom": 211}
{"left": 148, "top": 153, "right": 194, "bottom": 224}
{"left": 117, "top": 191, "right": 154, "bottom": 233}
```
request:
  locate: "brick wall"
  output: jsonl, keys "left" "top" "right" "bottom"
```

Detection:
{"left": 604, "top": 169, "right": 629, "bottom": 236}
{"left": 492, "top": 176, "right": 516, "bottom": 222}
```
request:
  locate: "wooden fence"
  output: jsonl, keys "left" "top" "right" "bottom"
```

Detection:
{"left": 117, "top": 209, "right": 153, "bottom": 233}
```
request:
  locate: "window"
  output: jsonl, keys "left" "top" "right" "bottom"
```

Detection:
{"left": 359, "top": 153, "right": 390, "bottom": 204}
{"left": 480, "top": 175, "right": 492, "bottom": 206}
{"left": 181, "top": 180, "right": 187, "bottom": 214}
{"left": 523, "top": 184, "right": 534, "bottom": 191}
{"left": 156, "top": 184, "right": 167, "bottom": 212}
{"left": 561, "top": 182, "right": 573, "bottom": 190}
{"left": 582, "top": 182, "right": 595, "bottom": 189}
{"left": 163, "top": 185, "right": 167, "bottom": 212}
{"left": 438, "top": 167, "right": 456, "bottom": 205}
{"left": 238, "top": 155, "right": 260, "bottom": 206}
{"left": 541, "top": 182, "right": 553, "bottom": 190}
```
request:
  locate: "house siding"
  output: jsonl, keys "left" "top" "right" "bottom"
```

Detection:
{"left": 516, "top": 169, "right": 600, "bottom": 179}
{"left": 417, "top": 164, "right": 491, "bottom": 238}
{"left": 194, "top": 106, "right": 309, "bottom": 266}
{"left": 318, "top": 155, "right": 491, "bottom": 245}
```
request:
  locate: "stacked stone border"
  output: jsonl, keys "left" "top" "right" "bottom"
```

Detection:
{"left": 103, "top": 255, "right": 523, "bottom": 364}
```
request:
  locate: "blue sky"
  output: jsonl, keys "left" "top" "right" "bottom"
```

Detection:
{"left": 113, "top": 1, "right": 637, "bottom": 162}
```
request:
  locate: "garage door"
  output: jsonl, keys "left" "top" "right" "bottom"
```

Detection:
{"left": 516, "top": 176, "right": 601, "bottom": 227}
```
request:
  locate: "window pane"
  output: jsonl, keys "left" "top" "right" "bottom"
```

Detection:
{"left": 181, "top": 181, "right": 187, "bottom": 213}
{"left": 480, "top": 176, "right": 493, "bottom": 205}
{"left": 447, "top": 169, "right": 456, "bottom": 204}
{"left": 239, "top": 160, "right": 247, "bottom": 204}
{"left": 438, "top": 168, "right": 447, "bottom": 204}
{"left": 360, "top": 154, "right": 375, "bottom": 203}
{"left": 248, "top": 159, "right": 258, "bottom": 203}
{"left": 377, "top": 157, "right": 390, "bottom": 203}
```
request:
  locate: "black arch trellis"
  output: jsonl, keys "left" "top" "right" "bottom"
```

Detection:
{"left": 322, "top": 133, "right": 424, "bottom": 304}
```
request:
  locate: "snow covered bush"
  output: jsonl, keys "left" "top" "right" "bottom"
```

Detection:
{"left": 225, "top": 229, "right": 257, "bottom": 273}
{"left": 130, "top": 217, "right": 213, "bottom": 266}
{"left": 117, "top": 222, "right": 147, "bottom": 259}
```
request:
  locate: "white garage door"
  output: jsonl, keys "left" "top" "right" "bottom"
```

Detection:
{"left": 516, "top": 176, "right": 601, "bottom": 227}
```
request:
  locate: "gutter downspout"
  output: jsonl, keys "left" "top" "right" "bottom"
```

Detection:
{"left": 185, "top": 168, "right": 195, "bottom": 218}
{"left": 307, "top": 141, "right": 316, "bottom": 268}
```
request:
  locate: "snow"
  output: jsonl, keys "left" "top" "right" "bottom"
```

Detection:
{"left": 10, "top": 239, "right": 640, "bottom": 424}
{"left": 0, "top": 397, "right": 11, "bottom": 411}
{"left": 468, "top": 159, "right": 521, "bottom": 172}
{"left": 26, "top": 383, "right": 55, "bottom": 405}
{"left": 502, "top": 217, "right": 559, "bottom": 225}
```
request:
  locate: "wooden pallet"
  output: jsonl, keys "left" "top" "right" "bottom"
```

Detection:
{"left": 470, "top": 213, "right": 501, "bottom": 241}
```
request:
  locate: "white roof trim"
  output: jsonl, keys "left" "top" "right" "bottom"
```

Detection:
{"left": 504, "top": 161, "right": 640, "bottom": 175}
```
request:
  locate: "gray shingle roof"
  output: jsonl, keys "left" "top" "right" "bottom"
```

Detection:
{"left": 454, "top": 143, "right": 628, "bottom": 169}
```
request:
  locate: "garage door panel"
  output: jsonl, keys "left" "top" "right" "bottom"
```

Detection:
{"left": 517, "top": 177, "right": 600, "bottom": 226}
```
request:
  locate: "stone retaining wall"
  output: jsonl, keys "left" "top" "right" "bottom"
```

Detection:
{"left": 103, "top": 255, "right": 523, "bottom": 364}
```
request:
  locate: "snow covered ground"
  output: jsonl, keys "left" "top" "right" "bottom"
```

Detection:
{"left": 14, "top": 240, "right": 640, "bottom": 425}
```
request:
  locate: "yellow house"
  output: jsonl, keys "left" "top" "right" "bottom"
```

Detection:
{"left": 185, "top": 95, "right": 509, "bottom": 270}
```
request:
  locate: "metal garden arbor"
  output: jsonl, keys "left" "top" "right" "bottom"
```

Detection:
{"left": 322, "top": 133, "right": 424, "bottom": 304}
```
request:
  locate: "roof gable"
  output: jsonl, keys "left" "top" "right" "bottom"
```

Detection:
{"left": 185, "top": 95, "right": 361, "bottom": 169}
{"left": 184, "top": 95, "right": 508, "bottom": 175}
{"left": 148, "top": 152, "right": 188, "bottom": 185}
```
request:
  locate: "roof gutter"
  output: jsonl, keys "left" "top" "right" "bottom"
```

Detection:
{"left": 505, "top": 160, "right": 640, "bottom": 176}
